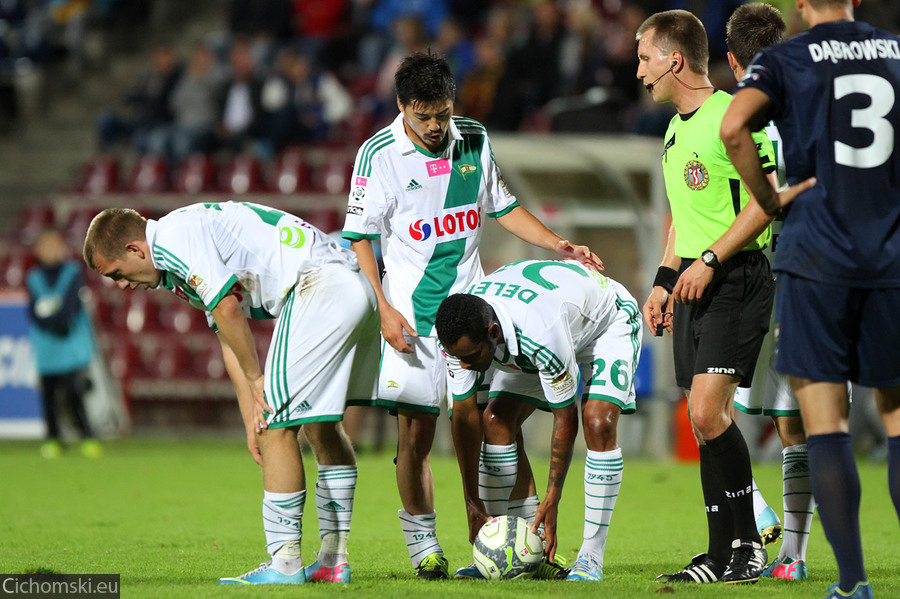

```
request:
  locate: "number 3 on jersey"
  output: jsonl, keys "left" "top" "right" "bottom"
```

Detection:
{"left": 834, "top": 74, "right": 895, "bottom": 168}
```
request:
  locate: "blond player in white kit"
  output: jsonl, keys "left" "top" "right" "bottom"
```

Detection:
{"left": 343, "top": 50, "right": 603, "bottom": 579}
{"left": 83, "top": 202, "right": 380, "bottom": 585}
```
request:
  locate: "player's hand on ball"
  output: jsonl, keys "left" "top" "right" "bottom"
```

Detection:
{"left": 532, "top": 500, "right": 559, "bottom": 561}
{"left": 465, "top": 500, "right": 491, "bottom": 544}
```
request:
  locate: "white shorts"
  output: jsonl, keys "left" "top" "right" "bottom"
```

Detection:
{"left": 377, "top": 335, "right": 448, "bottom": 414}
{"left": 265, "top": 264, "right": 380, "bottom": 428}
{"left": 734, "top": 317, "right": 798, "bottom": 417}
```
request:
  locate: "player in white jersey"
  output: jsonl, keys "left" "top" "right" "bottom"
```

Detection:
{"left": 435, "top": 260, "right": 643, "bottom": 583}
{"left": 725, "top": 4, "right": 814, "bottom": 582}
{"left": 343, "top": 51, "right": 602, "bottom": 579}
{"left": 83, "top": 202, "right": 380, "bottom": 585}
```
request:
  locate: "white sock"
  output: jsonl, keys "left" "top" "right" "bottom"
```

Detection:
{"left": 580, "top": 448, "right": 623, "bottom": 569}
{"left": 780, "top": 444, "right": 813, "bottom": 561}
{"left": 479, "top": 443, "right": 517, "bottom": 516}
{"left": 508, "top": 495, "right": 539, "bottom": 523}
{"left": 399, "top": 509, "right": 442, "bottom": 568}
{"left": 263, "top": 490, "right": 305, "bottom": 573}
{"left": 751, "top": 476, "right": 770, "bottom": 522}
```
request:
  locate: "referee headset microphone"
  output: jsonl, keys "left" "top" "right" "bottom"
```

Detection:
{"left": 645, "top": 60, "right": 678, "bottom": 92}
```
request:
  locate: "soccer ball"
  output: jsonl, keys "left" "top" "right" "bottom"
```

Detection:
{"left": 473, "top": 515, "right": 543, "bottom": 579}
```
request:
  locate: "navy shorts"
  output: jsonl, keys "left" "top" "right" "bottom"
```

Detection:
{"left": 673, "top": 251, "right": 774, "bottom": 389}
{"left": 774, "top": 273, "right": 900, "bottom": 387}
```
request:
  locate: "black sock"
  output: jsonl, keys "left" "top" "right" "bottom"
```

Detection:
{"left": 705, "top": 421, "right": 757, "bottom": 543}
{"left": 808, "top": 432, "right": 866, "bottom": 592}
{"left": 889, "top": 436, "right": 900, "bottom": 523}
{"left": 699, "top": 444, "right": 732, "bottom": 567}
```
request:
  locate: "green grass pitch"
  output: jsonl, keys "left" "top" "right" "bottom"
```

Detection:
{"left": 0, "top": 438, "right": 896, "bottom": 598}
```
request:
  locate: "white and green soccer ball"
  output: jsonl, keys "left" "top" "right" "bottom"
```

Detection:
{"left": 473, "top": 515, "right": 543, "bottom": 579}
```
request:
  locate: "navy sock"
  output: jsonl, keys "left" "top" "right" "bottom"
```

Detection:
{"left": 699, "top": 444, "right": 732, "bottom": 567}
{"left": 807, "top": 432, "right": 866, "bottom": 591}
{"left": 888, "top": 435, "right": 900, "bottom": 524}
{"left": 705, "top": 421, "right": 757, "bottom": 543}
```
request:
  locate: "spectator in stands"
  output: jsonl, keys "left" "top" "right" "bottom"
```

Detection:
{"left": 358, "top": 0, "right": 446, "bottom": 75}
{"left": 456, "top": 36, "right": 505, "bottom": 124}
{"left": 95, "top": 44, "right": 182, "bottom": 155}
{"left": 260, "top": 46, "right": 352, "bottom": 151}
{"left": 228, "top": 0, "right": 292, "bottom": 70}
{"left": 371, "top": 15, "right": 429, "bottom": 122}
{"left": 216, "top": 39, "right": 265, "bottom": 155}
{"left": 26, "top": 228, "right": 100, "bottom": 459}
{"left": 290, "top": 0, "right": 351, "bottom": 65}
{"left": 153, "top": 42, "right": 221, "bottom": 162}
{"left": 434, "top": 18, "right": 474, "bottom": 83}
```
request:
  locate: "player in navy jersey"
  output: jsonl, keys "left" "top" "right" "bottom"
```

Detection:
{"left": 721, "top": 1, "right": 900, "bottom": 598}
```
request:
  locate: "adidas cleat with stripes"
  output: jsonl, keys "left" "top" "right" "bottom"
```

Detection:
{"left": 756, "top": 506, "right": 783, "bottom": 545}
{"left": 218, "top": 561, "right": 306, "bottom": 585}
{"left": 566, "top": 553, "right": 603, "bottom": 581}
{"left": 304, "top": 560, "right": 351, "bottom": 583}
{"left": 721, "top": 539, "right": 767, "bottom": 584}
{"left": 534, "top": 554, "right": 570, "bottom": 580}
{"left": 415, "top": 553, "right": 449, "bottom": 580}
{"left": 454, "top": 562, "right": 485, "bottom": 580}
{"left": 656, "top": 553, "right": 724, "bottom": 584}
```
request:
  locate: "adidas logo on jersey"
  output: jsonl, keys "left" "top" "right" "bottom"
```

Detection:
{"left": 785, "top": 462, "right": 809, "bottom": 475}
{"left": 406, "top": 179, "right": 423, "bottom": 192}
{"left": 321, "top": 500, "right": 348, "bottom": 512}
{"left": 296, "top": 400, "right": 311, "bottom": 413}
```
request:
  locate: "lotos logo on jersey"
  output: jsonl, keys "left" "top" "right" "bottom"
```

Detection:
{"left": 408, "top": 207, "right": 482, "bottom": 243}
{"left": 684, "top": 159, "right": 709, "bottom": 190}
{"left": 280, "top": 225, "right": 306, "bottom": 248}
{"left": 409, "top": 219, "right": 433, "bottom": 241}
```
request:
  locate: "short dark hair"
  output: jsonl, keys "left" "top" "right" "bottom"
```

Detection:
{"left": 636, "top": 10, "right": 709, "bottom": 76}
{"left": 726, "top": 3, "right": 785, "bottom": 69}
{"left": 83, "top": 207, "right": 147, "bottom": 270}
{"left": 394, "top": 50, "right": 456, "bottom": 107}
{"left": 435, "top": 293, "right": 494, "bottom": 348}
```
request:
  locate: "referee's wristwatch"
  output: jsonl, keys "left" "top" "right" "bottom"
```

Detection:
{"left": 700, "top": 249, "right": 720, "bottom": 270}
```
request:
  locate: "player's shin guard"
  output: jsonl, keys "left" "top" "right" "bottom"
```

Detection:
{"left": 781, "top": 444, "right": 813, "bottom": 561}
{"left": 315, "top": 464, "right": 356, "bottom": 566}
{"left": 579, "top": 448, "right": 623, "bottom": 568}
{"left": 263, "top": 490, "right": 305, "bottom": 573}
{"left": 479, "top": 442, "right": 517, "bottom": 516}
{"left": 399, "top": 510, "right": 442, "bottom": 568}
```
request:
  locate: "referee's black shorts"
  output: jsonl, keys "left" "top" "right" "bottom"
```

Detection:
{"left": 673, "top": 250, "right": 774, "bottom": 390}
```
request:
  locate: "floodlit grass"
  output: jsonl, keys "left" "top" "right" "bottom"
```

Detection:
{"left": 0, "top": 438, "right": 896, "bottom": 598}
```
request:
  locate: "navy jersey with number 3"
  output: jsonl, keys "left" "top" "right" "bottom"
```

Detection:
{"left": 738, "top": 20, "right": 900, "bottom": 286}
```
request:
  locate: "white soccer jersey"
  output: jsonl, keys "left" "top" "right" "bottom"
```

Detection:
{"left": 444, "top": 260, "right": 641, "bottom": 408}
{"left": 147, "top": 201, "right": 358, "bottom": 321}
{"left": 343, "top": 113, "right": 519, "bottom": 336}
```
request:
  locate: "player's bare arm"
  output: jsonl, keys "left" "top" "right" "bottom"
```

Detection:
{"left": 643, "top": 222, "right": 678, "bottom": 335}
{"left": 450, "top": 392, "right": 492, "bottom": 543}
{"left": 721, "top": 88, "right": 816, "bottom": 216}
{"left": 220, "top": 340, "right": 264, "bottom": 465}
{"left": 350, "top": 238, "right": 416, "bottom": 353}
{"left": 496, "top": 206, "right": 604, "bottom": 271}
{"left": 531, "top": 402, "right": 578, "bottom": 560}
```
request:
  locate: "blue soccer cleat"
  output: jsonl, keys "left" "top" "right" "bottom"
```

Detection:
{"left": 825, "top": 582, "right": 873, "bottom": 599}
{"left": 566, "top": 553, "right": 603, "bottom": 581}
{"left": 454, "top": 562, "right": 485, "bottom": 580}
{"left": 763, "top": 556, "right": 807, "bottom": 581}
{"left": 304, "top": 560, "right": 351, "bottom": 583}
{"left": 218, "top": 561, "right": 306, "bottom": 585}
{"left": 756, "top": 506, "right": 782, "bottom": 545}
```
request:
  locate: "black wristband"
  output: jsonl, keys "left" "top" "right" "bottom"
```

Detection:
{"left": 653, "top": 266, "right": 677, "bottom": 293}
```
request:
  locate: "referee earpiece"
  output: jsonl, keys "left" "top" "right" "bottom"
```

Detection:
{"left": 671, "top": 60, "right": 678, "bottom": 68}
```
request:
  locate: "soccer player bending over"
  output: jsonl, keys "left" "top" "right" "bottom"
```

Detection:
{"left": 84, "top": 203, "right": 380, "bottom": 585}
{"left": 435, "top": 259, "right": 642, "bottom": 582}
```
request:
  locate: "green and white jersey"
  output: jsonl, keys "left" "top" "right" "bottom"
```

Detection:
{"left": 444, "top": 260, "right": 639, "bottom": 409}
{"left": 148, "top": 201, "right": 358, "bottom": 324}
{"left": 662, "top": 90, "right": 776, "bottom": 258}
{"left": 343, "top": 113, "right": 519, "bottom": 336}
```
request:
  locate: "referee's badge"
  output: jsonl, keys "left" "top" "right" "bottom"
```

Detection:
{"left": 684, "top": 159, "right": 709, "bottom": 190}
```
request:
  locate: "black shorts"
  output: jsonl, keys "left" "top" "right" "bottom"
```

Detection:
{"left": 673, "top": 250, "right": 774, "bottom": 389}
{"left": 775, "top": 273, "right": 900, "bottom": 387}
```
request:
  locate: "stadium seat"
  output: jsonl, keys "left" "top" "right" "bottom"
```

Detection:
{"left": 76, "top": 155, "right": 121, "bottom": 194}
{"left": 272, "top": 147, "right": 312, "bottom": 194}
{"left": 173, "top": 153, "right": 219, "bottom": 194}
{"left": 126, "top": 293, "right": 164, "bottom": 333}
{"left": 312, "top": 150, "right": 354, "bottom": 194}
{"left": 128, "top": 155, "right": 171, "bottom": 193}
{"left": 220, "top": 154, "right": 267, "bottom": 194}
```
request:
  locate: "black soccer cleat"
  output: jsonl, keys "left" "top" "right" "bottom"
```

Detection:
{"left": 721, "top": 539, "right": 767, "bottom": 584}
{"left": 656, "top": 553, "right": 725, "bottom": 584}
